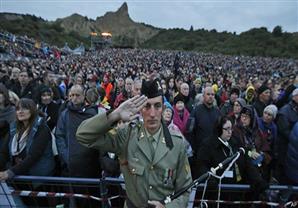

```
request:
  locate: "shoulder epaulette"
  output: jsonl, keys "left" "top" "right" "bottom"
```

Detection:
{"left": 169, "top": 129, "right": 183, "bottom": 139}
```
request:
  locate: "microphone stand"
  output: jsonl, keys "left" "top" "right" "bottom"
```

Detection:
{"left": 209, "top": 151, "right": 241, "bottom": 208}
{"left": 162, "top": 151, "right": 242, "bottom": 205}
{"left": 163, "top": 172, "right": 212, "bottom": 204}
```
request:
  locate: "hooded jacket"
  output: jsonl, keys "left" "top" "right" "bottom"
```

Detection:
{"left": 245, "top": 86, "right": 255, "bottom": 105}
{"left": 55, "top": 102, "right": 100, "bottom": 177}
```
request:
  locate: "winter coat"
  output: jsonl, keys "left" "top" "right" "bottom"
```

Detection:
{"left": 55, "top": 102, "right": 100, "bottom": 177}
{"left": 39, "top": 101, "right": 60, "bottom": 131}
{"left": 285, "top": 122, "right": 298, "bottom": 183}
{"left": 275, "top": 101, "right": 298, "bottom": 170}
{"left": 0, "top": 105, "right": 16, "bottom": 125}
{"left": 197, "top": 136, "right": 265, "bottom": 185}
{"left": 186, "top": 103, "right": 221, "bottom": 157}
{"left": 253, "top": 98, "right": 268, "bottom": 118}
{"left": 0, "top": 117, "right": 55, "bottom": 177}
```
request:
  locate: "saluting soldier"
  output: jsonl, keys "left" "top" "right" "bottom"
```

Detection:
{"left": 76, "top": 79, "right": 192, "bottom": 208}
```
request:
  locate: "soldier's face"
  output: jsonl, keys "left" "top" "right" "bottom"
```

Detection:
{"left": 141, "top": 96, "right": 164, "bottom": 134}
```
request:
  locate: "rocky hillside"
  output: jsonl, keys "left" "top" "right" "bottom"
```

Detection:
{"left": 0, "top": 2, "right": 160, "bottom": 47}
{"left": 56, "top": 2, "right": 160, "bottom": 47}
{"left": 1, "top": 3, "right": 297, "bottom": 58}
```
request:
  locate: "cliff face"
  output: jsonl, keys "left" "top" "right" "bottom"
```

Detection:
{"left": 56, "top": 13, "right": 96, "bottom": 37}
{"left": 57, "top": 2, "right": 160, "bottom": 47}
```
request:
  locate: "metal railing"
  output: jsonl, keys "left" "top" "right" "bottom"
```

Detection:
{"left": 1, "top": 175, "right": 297, "bottom": 207}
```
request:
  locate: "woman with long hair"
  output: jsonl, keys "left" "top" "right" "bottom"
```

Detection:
{"left": 0, "top": 98, "right": 55, "bottom": 180}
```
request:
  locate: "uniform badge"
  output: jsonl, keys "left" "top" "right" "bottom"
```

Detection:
{"left": 185, "top": 164, "right": 191, "bottom": 173}
{"left": 157, "top": 81, "right": 162, "bottom": 90}
{"left": 109, "top": 129, "right": 117, "bottom": 136}
{"left": 163, "top": 169, "right": 173, "bottom": 186}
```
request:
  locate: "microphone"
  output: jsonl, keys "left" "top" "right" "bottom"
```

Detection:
{"left": 161, "top": 149, "right": 245, "bottom": 205}
{"left": 211, "top": 148, "right": 245, "bottom": 174}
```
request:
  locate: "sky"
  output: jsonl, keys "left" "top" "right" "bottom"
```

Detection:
{"left": 1, "top": 0, "right": 297, "bottom": 34}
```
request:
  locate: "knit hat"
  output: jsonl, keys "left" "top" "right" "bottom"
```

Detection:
{"left": 263, "top": 104, "right": 278, "bottom": 119}
{"left": 163, "top": 101, "right": 174, "bottom": 122}
{"left": 235, "top": 98, "right": 246, "bottom": 108}
{"left": 173, "top": 93, "right": 185, "bottom": 104}
{"left": 292, "top": 88, "right": 298, "bottom": 97}
{"left": 257, "top": 85, "right": 270, "bottom": 95}
{"left": 164, "top": 101, "right": 173, "bottom": 111}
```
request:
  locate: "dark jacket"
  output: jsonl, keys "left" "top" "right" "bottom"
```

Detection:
{"left": 256, "top": 117, "right": 277, "bottom": 180}
{"left": 10, "top": 80, "right": 38, "bottom": 102}
{"left": 55, "top": 102, "right": 100, "bottom": 177}
{"left": 0, "top": 105, "right": 16, "bottom": 125}
{"left": 275, "top": 84, "right": 296, "bottom": 109}
{"left": 231, "top": 108, "right": 270, "bottom": 170}
{"left": 285, "top": 122, "right": 298, "bottom": 184}
{"left": 196, "top": 135, "right": 268, "bottom": 204}
{"left": 220, "top": 100, "right": 233, "bottom": 116}
{"left": 0, "top": 117, "right": 55, "bottom": 177}
{"left": 197, "top": 136, "right": 265, "bottom": 186}
{"left": 256, "top": 117, "right": 277, "bottom": 161}
{"left": 253, "top": 98, "right": 268, "bottom": 117}
{"left": 0, "top": 120, "right": 9, "bottom": 152}
{"left": 39, "top": 101, "right": 60, "bottom": 131}
{"left": 275, "top": 100, "right": 298, "bottom": 178}
{"left": 187, "top": 103, "right": 221, "bottom": 157}
{"left": 183, "top": 95, "right": 194, "bottom": 113}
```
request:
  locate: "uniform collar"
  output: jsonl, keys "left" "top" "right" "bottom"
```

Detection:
{"left": 145, "top": 126, "right": 162, "bottom": 143}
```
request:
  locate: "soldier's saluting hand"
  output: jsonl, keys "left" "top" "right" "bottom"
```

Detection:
{"left": 77, "top": 79, "right": 192, "bottom": 208}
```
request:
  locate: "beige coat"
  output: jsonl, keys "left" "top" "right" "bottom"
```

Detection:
{"left": 76, "top": 113, "right": 192, "bottom": 208}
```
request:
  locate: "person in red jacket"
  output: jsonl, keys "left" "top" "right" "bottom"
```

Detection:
{"left": 101, "top": 73, "right": 113, "bottom": 102}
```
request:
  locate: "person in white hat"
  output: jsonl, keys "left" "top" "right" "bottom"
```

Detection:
{"left": 256, "top": 104, "right": 278, "bottom": 181}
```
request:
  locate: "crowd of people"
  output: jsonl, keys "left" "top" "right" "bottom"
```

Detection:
{"left": 0, "top": 31, "right": 298, "bottom": 207}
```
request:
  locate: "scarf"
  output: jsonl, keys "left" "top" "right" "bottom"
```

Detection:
{"left": 173, "top": 107, "right": 189, "bottom": 135}
{"left": 11, "top": 128, "right": 30, "bottom": 156}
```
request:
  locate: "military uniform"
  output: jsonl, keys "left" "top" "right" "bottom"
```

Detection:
{"left": 76, "top": 113, "right": 192, "bottom": 208}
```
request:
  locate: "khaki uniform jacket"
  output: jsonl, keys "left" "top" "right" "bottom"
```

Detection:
{"left": 76, "top": 113, "right": 192, "bottom": 208}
